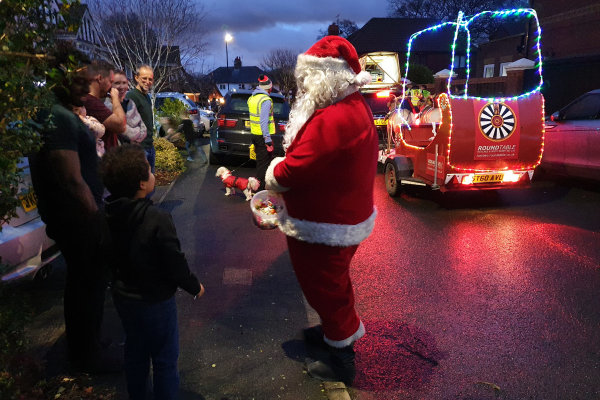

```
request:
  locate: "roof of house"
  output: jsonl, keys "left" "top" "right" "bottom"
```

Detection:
{"left": 347, "top": 18, "right": 457, "bottom": 55}
{"left": 210, "top": 66, "right": 265, "bottom": 84}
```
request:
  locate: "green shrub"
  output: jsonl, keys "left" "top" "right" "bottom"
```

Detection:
{"left": 156, "top": 98, "right": 188, "bottom": 129}
{"left": 154, "top": 137, "right": 185, "bottom": 173}
{"left": 407, "top": 63, "right": 434, "bottom": 85}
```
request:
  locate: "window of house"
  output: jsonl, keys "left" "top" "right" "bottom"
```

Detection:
{"left": 499, "top": 62, "right": 510, "bottom": 77}
{"left": 457, "top": 56, "right": 466, "bottom": 68}
{"left": 483, "top": 64, "right": 494, "bottom": 78}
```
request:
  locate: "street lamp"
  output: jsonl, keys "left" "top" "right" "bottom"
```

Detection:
{"left": 225, "top": 33, "right": 233, "bottom": 93}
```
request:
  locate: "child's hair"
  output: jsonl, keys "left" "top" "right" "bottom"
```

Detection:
{"left": 100, "top": 144, "right": 150, "bottom": 198}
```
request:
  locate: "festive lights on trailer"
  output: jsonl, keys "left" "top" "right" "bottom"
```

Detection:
{"left": 394, "top": 8, "right": 546, "bottom": 175}
{"left": 447, "top": 8, "right": 544, "bottom": 102}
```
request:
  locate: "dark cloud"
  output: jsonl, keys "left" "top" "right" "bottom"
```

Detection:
{"left": 196, "top": 0, "right": 390, "bottom": 71}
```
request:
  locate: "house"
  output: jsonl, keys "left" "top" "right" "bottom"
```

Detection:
{"left": 347, "top": 18, "right": 469, "bottom": 81}
{"left": 209, "top": 57, "right": 266, "bottom": 97}
{"left": 475, "top": 21, "right": 532, "bottom": 79}
{"left": 535, "top": 0, "right": 600, "bottom": 111}
{"left": 54, "top": 2, "right": 109, "bottom": 62}
{"left": 472, "top": 1, "right": 600, "bottom": 111}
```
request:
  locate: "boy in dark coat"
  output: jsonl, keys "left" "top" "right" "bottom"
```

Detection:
{"left": 100, "top": 144, "right": 204, "bottom": 400}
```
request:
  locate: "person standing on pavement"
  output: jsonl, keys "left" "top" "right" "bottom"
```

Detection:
{"left": 248, "top": 74, "right": 275, "bottom": 190}
{"left": 265, "top": 36, "right": 378, "bottom": 386}
{"left": 29, "top": 57, "right": 118, "bottom": 373}
{"left": 126, "top": 65, "right": 156, "bottom": 172}
{"left": 83, "top": 60, "right": 126, "bottom": 151}
{"left": 100, "top": 144, "right": 205, "bottom": 400}
{"left": 106, "top": 70, "right": 147, "bottom": 145}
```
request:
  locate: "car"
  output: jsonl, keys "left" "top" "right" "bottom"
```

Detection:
{"left": 199, "top": 108, "right": 216, "bottom": 133}
{"left": 209, "top": 89, "right": 290, "bottom": 164}
{"left": 0, "top": 158, "right": 60, "bottom": 284}
{"left": 541, "top": 89, "right": 600, "bottom": 181}
{"left": 155, "top": 92, "right": 204, "bottom": 135}
{"left": 360, "top": 88, "right": 398, "bottom": 149}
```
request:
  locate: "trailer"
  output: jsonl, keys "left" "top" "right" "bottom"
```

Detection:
{"left": 381, "top": 8, "right": 545, "bottom": 196}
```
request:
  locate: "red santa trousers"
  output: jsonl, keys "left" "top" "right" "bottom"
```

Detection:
{"left": 286, "top": 236, "right": 363, "bottom": 347}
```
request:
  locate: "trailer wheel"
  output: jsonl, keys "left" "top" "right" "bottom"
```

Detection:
{"left": 385, "top": 162, "right": 401, "bottom": 197}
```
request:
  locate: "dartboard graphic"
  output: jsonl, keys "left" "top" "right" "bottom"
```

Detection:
{"left": 479, "top": 102, "right": 516, "bottom": 140}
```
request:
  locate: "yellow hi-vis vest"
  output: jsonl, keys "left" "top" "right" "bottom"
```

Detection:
{"left": 248, "top": 93, "right": 275, "bottom": 135}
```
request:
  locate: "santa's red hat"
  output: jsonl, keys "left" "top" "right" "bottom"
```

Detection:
{"left": 298, "top": 36, "right": 372, "bottom": 87}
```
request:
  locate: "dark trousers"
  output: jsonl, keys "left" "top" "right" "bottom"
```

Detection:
{"left": 47, "top": 217, "right": 109, "bottom": 367}
{"left": 113, "top": 295, "right": 180, "bottom": 400}
{"left": 252, "top": 135, "right": 273, "bottom": 190}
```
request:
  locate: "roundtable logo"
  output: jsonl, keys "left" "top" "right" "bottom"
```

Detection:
{"left": 478, "top": 102, "right": 516, "bottom": 141}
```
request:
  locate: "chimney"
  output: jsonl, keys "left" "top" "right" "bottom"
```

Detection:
{"left": 234, "top": 56, "right": 242, "bottom": 69}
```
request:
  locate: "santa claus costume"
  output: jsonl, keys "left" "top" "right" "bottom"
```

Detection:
{"left": 265, "top": 35, "right": 378, "bottom": 386}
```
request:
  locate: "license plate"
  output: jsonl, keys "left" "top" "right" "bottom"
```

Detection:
{"left": 472, "top": 174, "right": 504, "bottom": 183}
{"left": 374, "top": 119, "right": 387, "bottom": 126}
{"left": 19, "top": 191, "right": 38, "bottom": 212}
{"left": 245, "top": 120, "right": 250, "bottom": 128}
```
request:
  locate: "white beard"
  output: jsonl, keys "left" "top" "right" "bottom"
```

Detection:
{"left": 283, "top": 60, "right": 360, "bottom": 151}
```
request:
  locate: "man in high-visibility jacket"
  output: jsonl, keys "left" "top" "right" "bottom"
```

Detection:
{"left": 248, "top": 74, "right": 275, "bottom": 190}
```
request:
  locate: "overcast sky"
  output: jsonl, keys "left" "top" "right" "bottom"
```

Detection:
{"left": 197, "top": 0, "right": 391, "bottom": 72}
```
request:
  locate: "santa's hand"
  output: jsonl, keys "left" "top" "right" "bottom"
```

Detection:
{"left": 266, "top": 143, "right": 274, "bottom": 153}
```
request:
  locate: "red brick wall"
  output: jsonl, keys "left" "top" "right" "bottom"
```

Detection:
{"left": 534, "top": 0, "right": 600, "bottom": 59}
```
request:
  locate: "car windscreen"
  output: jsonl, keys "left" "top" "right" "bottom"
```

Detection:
{"left": 224, "top": 94, "right": 289, "bottom": 118}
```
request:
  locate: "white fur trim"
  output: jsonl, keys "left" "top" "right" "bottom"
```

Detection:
{"left": 265, "top": 157, "right": 289, "bottom": 192}
{"left": 354, "top": 71, "right": 372, "bottom": 87}
{"left": 297, "top": 54, "right": 351, "bottom": 74}
{"left": 324, "top": 320, "right": 366, "bottom": 348}
{"left": 278, "top": 208, "right": 377, "bottom": 247}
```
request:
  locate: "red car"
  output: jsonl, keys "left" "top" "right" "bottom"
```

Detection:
{"left": 542, "top": 89, "right": 600, "bottom": 181}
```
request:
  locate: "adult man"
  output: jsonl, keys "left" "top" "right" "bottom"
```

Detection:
{"left": 29, "top": 62, "right": 116, "bottom": 373}
{"left": 265, "top": 36, "right": 378, "bottom": 386}
{"left": 83, "top": 60, "right": 126, "bottom": 151}
{"left": 126, "top": 65, "right": 155, "bottom": 171}
{"left": 248, "top": 74, "right": 275, "bottom": 190}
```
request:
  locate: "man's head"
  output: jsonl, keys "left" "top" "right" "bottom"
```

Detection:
{"left": 134, "top": 65, "right": 154, "bottom": 94}
{"left": 47, "top": 42, "right": 90, "bottom": 107}
{"left": 283, "top": 35, "right": 371, "bottom": 150}
{"left": 112, "top": 70, "right": 129, "bottom": 101}
{"left": 100, "top": 144, "right": 154, "bottom": 199}
{"left": 258, "top": 74, "right": 272, "bottom": 92}
{"left": 87, "top": 60, "right": 114, "bottom": 98}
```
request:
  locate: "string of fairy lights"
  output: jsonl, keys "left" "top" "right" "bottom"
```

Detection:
{"left": 394, "top": 8, "right": 546, "bottom": 175}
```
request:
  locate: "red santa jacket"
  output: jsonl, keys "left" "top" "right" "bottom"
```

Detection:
{"left": 265, "top": 91, "right": 378, "bottom": 246}
{"left": 222, "top": 175, "right": 249, "bottom": 190}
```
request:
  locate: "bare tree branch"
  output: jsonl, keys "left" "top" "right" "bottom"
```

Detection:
{"left": 88, "top": 0, "right": 207, "bottom": 95}
{"left": 260, "top": 48, "right": 298, "bottom": 98}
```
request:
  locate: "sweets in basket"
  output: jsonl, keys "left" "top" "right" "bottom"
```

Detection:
{"left": 250, "top": 190, "right": 285, "bottom": 230}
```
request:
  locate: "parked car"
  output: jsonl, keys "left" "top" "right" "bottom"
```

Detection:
{"left": 199, "top": 108, "right": 216, "bottom": 133}
{"left": 0, "top": 158, "right": 60, "bottom": 284}
{"left": 209, "top": 90, "right": 290, "bottom": 164}
{"left": 360, "top": 88, "right": 397, "bottom": 149}
{"left": 155, "top": 92, "right": 204, "bottom": 134}
{"left": 541, "top": 89, "right": 600, "bottom": 181}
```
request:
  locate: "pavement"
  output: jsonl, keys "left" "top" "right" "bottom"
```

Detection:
{"left": 22, "top": 141, "right": 355, "bottom": 400}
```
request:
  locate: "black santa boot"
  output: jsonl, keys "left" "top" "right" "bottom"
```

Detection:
{"left": 306, "top": 343, "right": 356, "bottom": 386}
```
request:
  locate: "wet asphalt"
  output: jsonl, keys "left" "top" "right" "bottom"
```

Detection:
{"left": 22, "top": 142, "right": 600, "bottom": 399}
